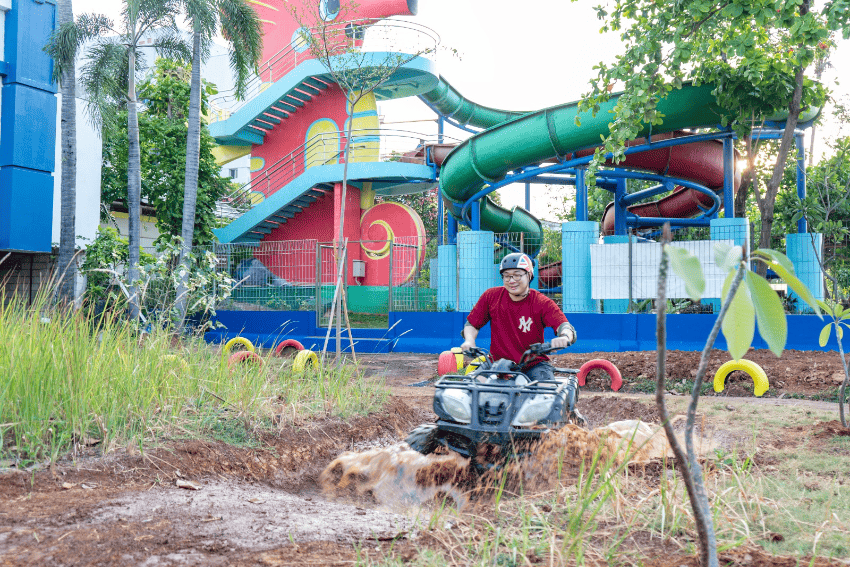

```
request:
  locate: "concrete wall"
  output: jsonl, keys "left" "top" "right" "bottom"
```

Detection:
{"left": 105, "top": 212, "right": 160, "bottom": 251}
{"left": 52, "top": 93, "right": 102, "bottom": 247}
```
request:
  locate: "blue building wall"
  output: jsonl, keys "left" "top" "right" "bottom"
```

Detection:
{"left": 0, "top": 0, "right": 57, "bottom": 252}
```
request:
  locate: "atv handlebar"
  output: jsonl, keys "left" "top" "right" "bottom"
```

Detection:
{"left": 461, "top": 343, "right": 563, "bottom": 369}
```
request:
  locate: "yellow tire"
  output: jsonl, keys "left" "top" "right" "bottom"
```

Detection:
{"left": 450, "top": 347, "right": 464, "bottom": 371}
{"left": 293, "top": 349, "right": 318, "bottom": 373}
{"left": 714, "top": 359, "right": 770, "bottom": 397}
{"left": 223, "top": 336, "right": 254, "bottom": 355}
{"left": 464, "top": 355, "right": 487, "bottom": 375}
{"left": 162, "top": 354, "right": 190, "bottom": 372}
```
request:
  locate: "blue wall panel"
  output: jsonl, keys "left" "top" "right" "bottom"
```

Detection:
{"left": 203, "top": 311, "right": 840, "bottom": 355}
{"left": 0, "top": 167, "right": 54, "bottom": 251}
{"left": 1, "top": 0, "right": 57, "bottom": 253}
{"left": 2, "top": 0, "right": 57, "bottom": 91}
{"left": 204, "top": 310, "right": 316, "bottom": 349}
{"left": 0, "top": 84, "right": 57, "bottom": 169}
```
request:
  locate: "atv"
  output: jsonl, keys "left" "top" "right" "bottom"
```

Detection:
{"left": 405, "top": 342, "right": 588, "bottom": 471}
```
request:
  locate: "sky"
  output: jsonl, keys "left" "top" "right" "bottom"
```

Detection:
{"left": 72, "top": 0, "right": 850, "bottom": 222}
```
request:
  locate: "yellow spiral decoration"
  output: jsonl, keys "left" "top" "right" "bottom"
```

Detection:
{"left": 361, "top": 220, "right": 394, "bottom": 260}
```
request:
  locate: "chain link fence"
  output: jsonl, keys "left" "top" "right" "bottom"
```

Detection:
{"left": 195, "top": 222, "right": 830, "bottom": 319}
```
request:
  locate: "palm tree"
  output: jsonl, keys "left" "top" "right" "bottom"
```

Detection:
{"left": 175, "top": 0, "right": 262, "bottom": 325}
{"left": 54, "top": 0, "right": 78, "bottom": 306}
{"left": 47, "top": 0, "right": 191, "bottom": 319}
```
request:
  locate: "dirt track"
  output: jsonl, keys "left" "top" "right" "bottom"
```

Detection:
{"left": 1, "top": 349, "right": 848, "bottom": 566}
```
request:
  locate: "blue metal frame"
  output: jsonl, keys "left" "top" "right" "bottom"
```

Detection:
{"left": 795, "top": 133, "right": 807, "bottom": 234}
{"left": 420, "top": 97, "right": 815, "bottom": 238}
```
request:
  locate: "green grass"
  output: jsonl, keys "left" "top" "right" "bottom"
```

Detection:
{"left": 347, "top": 312, "right": 389, "bottom": 328}
{"left": 363, "top": 404, "right": 850, "bottom": 566}
{"left": 0, "top": 293, "right": 388, "bottom": 465}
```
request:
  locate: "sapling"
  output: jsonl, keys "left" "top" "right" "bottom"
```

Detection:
{"left": 655, "top": 224, "right": 821, "bottom": 567}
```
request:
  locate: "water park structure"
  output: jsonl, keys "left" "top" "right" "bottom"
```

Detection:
{"left": 204, "top": 0, "right": 830, "bottom": 354}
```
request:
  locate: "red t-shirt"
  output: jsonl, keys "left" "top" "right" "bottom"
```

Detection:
{"left": 466, "top": 288, "right": 569, "bottom": 368}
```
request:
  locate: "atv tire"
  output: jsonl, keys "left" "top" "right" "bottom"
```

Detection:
{"left": 569, "top": 408, "right": 590, "bottom": 429}
{"left": 405, "top": 423, "right": 439, "bottom": 455}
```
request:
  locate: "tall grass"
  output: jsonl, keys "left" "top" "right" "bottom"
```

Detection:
{"left": 0, "top": 293, "right": 387, "bottom": 464}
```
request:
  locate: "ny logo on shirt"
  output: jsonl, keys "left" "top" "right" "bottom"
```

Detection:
{"left": 518, "top": 316, "right": 532, "bottom": 333}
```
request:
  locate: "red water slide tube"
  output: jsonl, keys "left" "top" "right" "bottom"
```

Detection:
{"left": 596, "top": 131, "right": 741, "bottom": 235}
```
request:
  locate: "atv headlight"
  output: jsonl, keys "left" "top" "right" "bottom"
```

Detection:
{"left": 440, "top": 388, "right": 471, "bottom": 424}
{"left": 512, "top": 394, "right": 556, "bottom": 427}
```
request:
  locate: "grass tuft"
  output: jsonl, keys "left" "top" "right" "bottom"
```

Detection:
{"left": 0, "top": 292, "right": 388, "bottom": 465}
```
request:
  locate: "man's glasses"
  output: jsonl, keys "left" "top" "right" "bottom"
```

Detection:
{"left": 502, "top": 273, "right": 526, "bottom": 282}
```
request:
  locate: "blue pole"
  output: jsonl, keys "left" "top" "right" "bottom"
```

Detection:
{"left": 576, "top": 168, "right": 588, "bottom": 221}
{"left": 525, "top": 182, "right": 531, "bottom": 211}
{"left": 723, "top": 138, "right": 735, "bottom": 218}
{"left": 615, "top": 178, "right": 627, "bottom": 235}
{"left": 470, "top": 201, "right": 481, "bottom": 230}
{"left": 796, "top": 133, "right": 807, "bottom": 233}
{"left": 437, "top": 189, "right": 444, "bottom": 245}
{"left": 438, "top": 117, "right": 444, "bottom": 144}
{"left": 447, "top": 214, "right": 458, "bottom": 245}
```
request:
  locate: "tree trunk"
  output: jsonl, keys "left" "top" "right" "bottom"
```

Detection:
{"left": 176, "top": 29, "right": 203, "bottom": 328}
{"left": 757, "top": 66, "right": 805, "bottom": 270}
{"left": 56, "top": 0, "right": 77, "bottom": 306}
{"left": 733, "top": 135, "right": 754, "bottom": 219}
{"left": 127, "top": 48, "right": 142, "bottom": 320}
{"left": 733, "top": 174, "right": 751, "bottom": 220}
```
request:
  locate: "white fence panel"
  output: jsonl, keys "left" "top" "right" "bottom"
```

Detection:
{"left": 590, "top": 240, "right": 734, "bottom": 300}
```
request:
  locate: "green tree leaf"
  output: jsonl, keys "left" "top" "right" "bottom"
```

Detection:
{"left": 714, "top": 243, "right": 742, "bottom": 273}
{"left": 766, "top": 260, "right": 823, "bottom": 317}
{"left": 667, "top": 245, "right": 705, "bottom": 301}
{"left": 721, "top": 270, "right": 755, "bottom": 360}
{"left": 819, "top": 323, "right": 833, "bottom": 347}
{"left": 752, "top": 249, "right": 796, "bottom": 275}
{"left": 746, "top": 271, "right": 787, "bottom": 357}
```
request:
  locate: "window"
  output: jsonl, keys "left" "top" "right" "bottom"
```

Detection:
{"left": 229, "top": 168, "right": 239, "bottom": 179}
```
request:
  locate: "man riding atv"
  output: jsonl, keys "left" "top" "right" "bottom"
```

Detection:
{"left": 405, "top": 253, "right": 586, "bottom": 470}
{"left": 461, "top": 252, "right": 577, "bottom": 384}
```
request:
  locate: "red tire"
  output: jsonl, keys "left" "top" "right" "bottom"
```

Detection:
{"left": 577, "top": 359, "right": 623, "bottom": 391}
{"left": 437, "top": 351, "right": 459, "bottom": 376}
{"left": 274, "top": 339, "right": 305, "bottom": 357}
{"left": 228, "top": 351, "right": 264, "bottom": 367}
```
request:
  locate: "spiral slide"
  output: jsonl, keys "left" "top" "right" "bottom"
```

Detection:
{"left": 425, "top": 79, "right": 817, "bottom": 256}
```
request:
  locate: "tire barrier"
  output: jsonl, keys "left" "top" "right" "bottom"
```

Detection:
{"left": 713, "top": 359, "right": 770, "bottom": 397}
{"left": 293, "top": 349, "right": 318, "bottom": 373}
{"left": 464, "top": 355, "right": 488, "bottom": 375}
{"left": 161, "top": 354, "right": 190, "bottom": 373}
{"left": 223, "top": 336, "right": 255, "bottom": 355}
{"left": 274, "top": 339, "right": 305, "bottom": 357}
{"left": 437, "top": 350, "right": 459, "bottom": 376}
{"left": 228, "top": 351, "right": 264, "bottom": 367}
{"left": 577, "top": 359, "right": 623, "bottom": 391}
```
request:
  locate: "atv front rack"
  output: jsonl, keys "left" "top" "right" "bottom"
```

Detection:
{"left": 432, "top": 372, "right": 579, "bottom": 449}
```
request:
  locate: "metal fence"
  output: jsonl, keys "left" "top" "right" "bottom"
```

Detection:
{"left": 195, "top": 221, "right": 832, "bottom": 320}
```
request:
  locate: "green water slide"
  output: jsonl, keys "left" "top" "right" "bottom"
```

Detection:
{"left": 422, "top": 77, "right": 544, "bottom": 254}
{"left": 426, "top": 78, "right": 815, "bottom": 256}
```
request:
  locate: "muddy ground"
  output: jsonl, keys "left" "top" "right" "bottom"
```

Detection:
{"left": 1, "top": 348, "right": 849, "bottom": 566}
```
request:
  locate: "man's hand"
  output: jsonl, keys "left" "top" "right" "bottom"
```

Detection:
{"left": 461, "top": 322, "right": 479, "bottom": 352}
{"left": 552, "top": 323, "right": 576, "bottom": 349}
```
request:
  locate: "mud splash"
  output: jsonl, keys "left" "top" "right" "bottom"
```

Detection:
{"left": 320, "top": 443, "right": 474, "bottom": 511}
{"left": 320, "top": 420, "right": 701, "bottom": 509}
